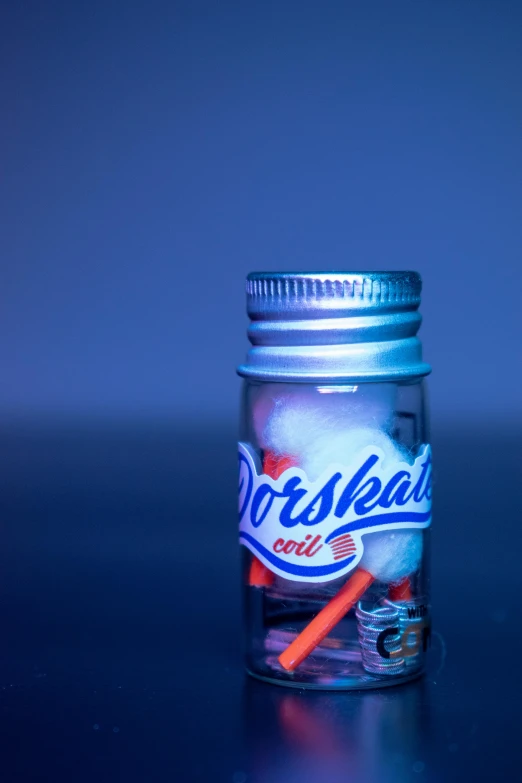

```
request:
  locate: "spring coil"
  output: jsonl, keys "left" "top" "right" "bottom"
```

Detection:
{"left": 355, "top": 603, "right": 405, "bottom": 675}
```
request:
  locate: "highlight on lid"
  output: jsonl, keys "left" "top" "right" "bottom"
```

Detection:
{"left": 237, "top": 272, "right": 432, "bottom": 689}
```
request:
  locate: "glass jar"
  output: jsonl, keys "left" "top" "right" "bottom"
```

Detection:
{"left": 238, "top": 272, "right": 432, "bottom": 689}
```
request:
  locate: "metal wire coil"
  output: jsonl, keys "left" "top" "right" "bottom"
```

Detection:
{"left": 355, "top": 603, "right": 405, "bottom": 675}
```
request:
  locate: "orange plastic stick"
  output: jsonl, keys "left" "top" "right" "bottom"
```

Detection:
{"left": 249, "top": 557, "right": 274, "bottom": 587}
{"left": 389, "top": 577, "right": 412, "bottom": 602}
{"left": 248, "top": 451, "right": 298, "bottom": 587}
{"left": 263, "top": 452, "right": 298, "bottom": 480}
{"left": 278, "top": 568, "right": 375, "bottom": 671}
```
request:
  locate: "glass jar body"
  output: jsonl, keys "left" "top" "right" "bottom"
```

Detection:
{"left": 239, "top": 379, "right": 431, "bottom": 690}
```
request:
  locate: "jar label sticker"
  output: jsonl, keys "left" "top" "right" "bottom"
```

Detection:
{"left": 238, "top": 442, "right": 432, "bottom": 583}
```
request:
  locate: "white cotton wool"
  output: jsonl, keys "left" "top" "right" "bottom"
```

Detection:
{"left": 252, "top": 387, "right": 281, "bottom": 448}
{"left": 360, "top": 529, "right": 422, "bottom": 584}
{"left": 300, "top": 426, "right": 409, "bottom": 482}
{"left": 258, "top": 392, "right": 423, "bottom": 584}
{"left": 256, "top": 385, "right": 397, "bottom": 456}
{"left": 264, "top": 397, "right": 339, "bottom": 458}
{"left": 295, "top": 424, "right": 423, "bottom": 583}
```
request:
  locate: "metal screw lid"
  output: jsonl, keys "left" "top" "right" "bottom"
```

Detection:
{"left": 246, "top": 271, "right": 422, "bottom": 317}
{"left": 237, "top": 271, "right": 431, "bottom": 383}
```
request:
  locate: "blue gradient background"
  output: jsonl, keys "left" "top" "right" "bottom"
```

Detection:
{"left": 2, "top": 6, "right": 522, "bottom": 780}
{"left": 2, "top": 0, "right": 521, "bottom": 423}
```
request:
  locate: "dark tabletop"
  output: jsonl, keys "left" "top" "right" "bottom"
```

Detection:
{"left": 0, "top": 418, "right": 520, "bottom": 783}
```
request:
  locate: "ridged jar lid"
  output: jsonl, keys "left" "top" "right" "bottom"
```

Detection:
{"left": 238, "top": 271, "right": 431, "bottom": 383}
{"left": 246, "top": 271, "right": 422, "bottom": 318}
